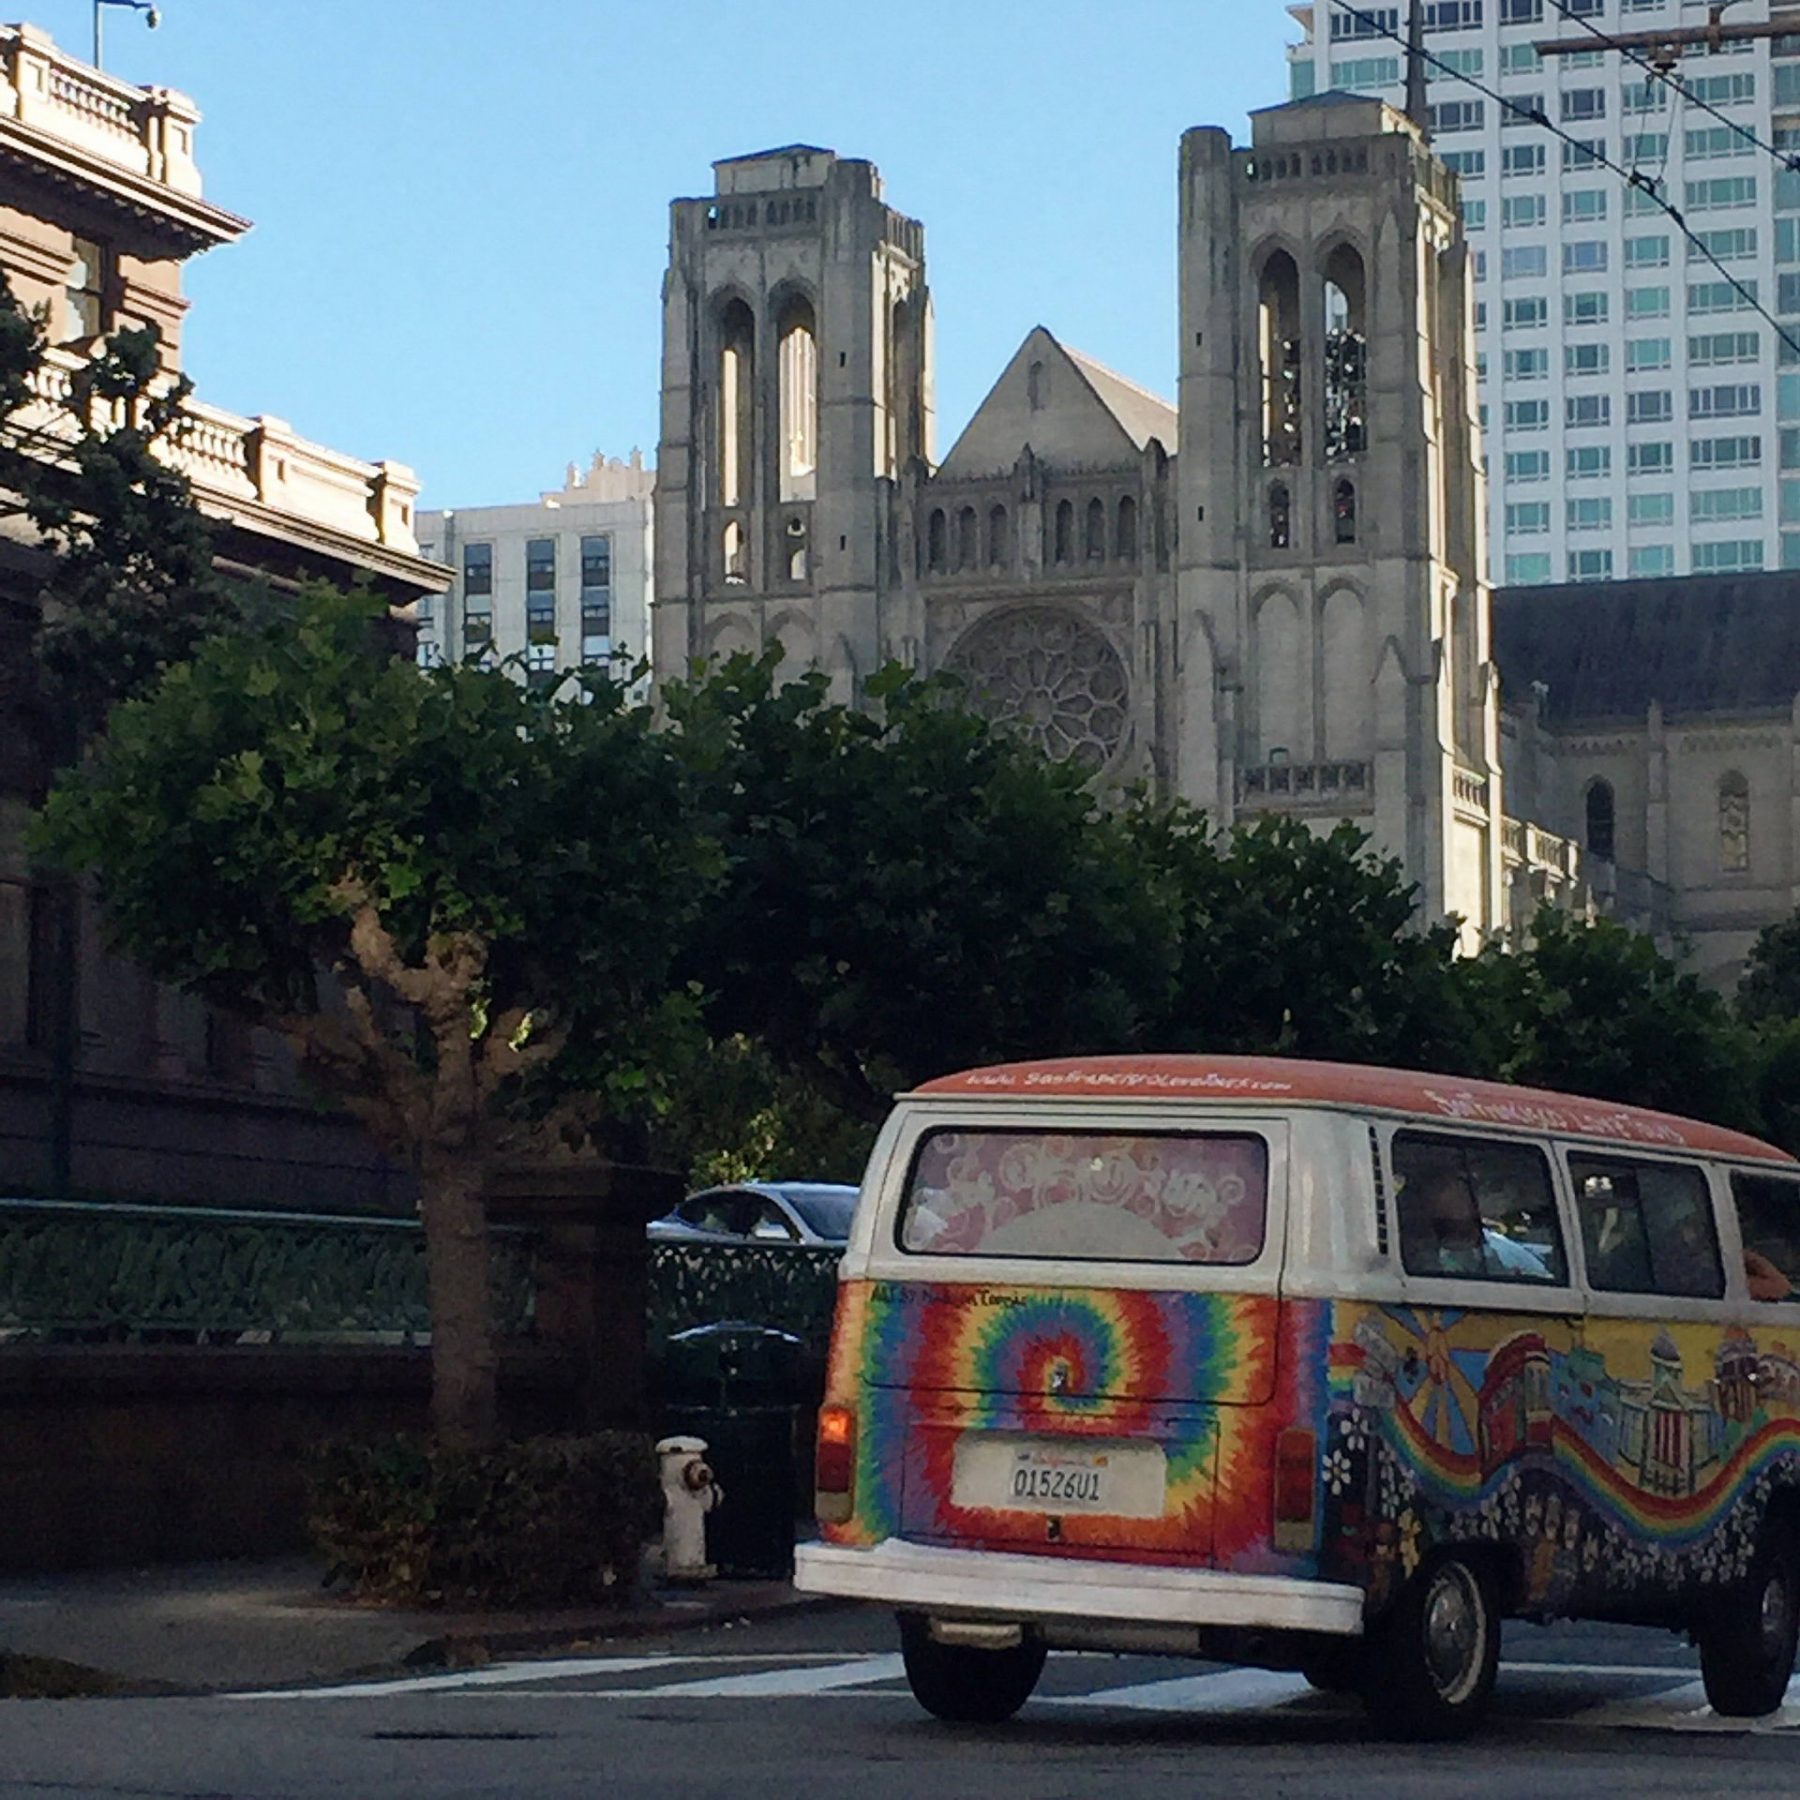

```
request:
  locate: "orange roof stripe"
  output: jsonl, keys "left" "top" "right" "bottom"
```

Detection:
{"left": 911, "top": 1055, "right": 1795, "bottom": 1165}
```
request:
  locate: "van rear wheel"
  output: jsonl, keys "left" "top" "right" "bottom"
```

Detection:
{"left": 897, "top": 1614, "right": 1046, "bottom": 1723}
{"left": 1362, "top": 1552, "right": 1500, "bottom": 1742}
{"left": 1698, "top": 1525, "right": 1800, "bottom": 1719}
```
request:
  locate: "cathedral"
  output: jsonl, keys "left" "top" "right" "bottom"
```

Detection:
{"left": 653, "top": 103, "right": 1800, "bottom": 984}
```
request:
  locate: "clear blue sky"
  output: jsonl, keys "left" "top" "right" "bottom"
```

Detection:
{"left": 33, "top": 0, "right": 1300, "bottom": 510}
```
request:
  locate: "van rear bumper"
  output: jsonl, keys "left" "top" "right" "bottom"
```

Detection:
{"left": 794, "top": 1539, "right": 1365, "bottom": 1637}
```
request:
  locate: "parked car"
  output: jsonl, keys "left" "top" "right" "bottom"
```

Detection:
{"left": 647, "top": 1181, "right": 859, "bottom": 1249}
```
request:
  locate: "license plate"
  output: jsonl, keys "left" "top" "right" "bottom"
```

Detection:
{"left": 951, "top": 1436, "right": 1167, "bottom": 1517}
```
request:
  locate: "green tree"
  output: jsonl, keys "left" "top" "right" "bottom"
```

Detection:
{"left": 1126, "top": 807, "right": 1482, "bottom": 1073}
{"left": 664, "top": 656, "right": 1179, "bottom": 1122}
{"left": 1739, "top": 909, "right": 1800, "bottom": 1027}
{"left": 1458, "top": 907, "right": 1757, "bottom": 1131}
{"left": 35, "top": 587, "right": 716, "bottom": 1446}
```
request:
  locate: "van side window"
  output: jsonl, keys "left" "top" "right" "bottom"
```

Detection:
{"left": 1393, "top": 1133, "right": 1567, "bottom": 1283}
{"left": 1729, "top": 1173, "right": 1800, "bottom": 1302}
{"left": 1568, "top": 1155, "right": 1723, "bottom": 1299}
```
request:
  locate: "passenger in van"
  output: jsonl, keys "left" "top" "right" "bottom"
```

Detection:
{"left": 1398, "top": 1169, "right": 1551, "bottom": 1281}
{"left": 1745, "top": 1247, "right": 1794, "bottom": 1301}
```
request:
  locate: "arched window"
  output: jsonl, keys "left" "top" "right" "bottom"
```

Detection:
{"left": 776, "top": 292, "right": 817, "bottom": 502}
{"left": 785, "top": 513, "right": 809, "bottom": 582}
{"left": 1720, "top": 771, "right": 1750, "bottom": 873}
{"left": 926, "top": 508, "right": 947, "bottom": 574}
{"left": 956, "top": 506, "right": 979, "bottom": 571}
{"left": 987, "top": 503, "right": 1011, "bottom": 569}
{"left": 1323, "top": 244, "right": 1368, "bottom": 461}
{"left": 722, "top": 519, "right": 748, "bottom": 584}
{"left": 1116, "top": 496, "right": 1138, "bottom": 563}
{"left": 1258, "top": 249, "right": 1301, "bottom": 465}
{"left": 1054, "top": 499, "right": 1074, "bottom": 564}
{"left": 891, "top": 297, "right": 922, "bottom": 471}
{"left": 1268, "top": 483, "right": 1292, "bottom": 550}
{"left": 1027, "top": 360, "right": 1047, "bottom": 410}
{"left": 1333, "top": 479, "right": 1357, "bottom": 545}
{"left": 1585, "top": 779, "right": 1615, "bottom": 863}
{"left": 717, "top": 298, "right": 755, "bottom": 510}
{"left": 1085, "top": 497, "right": 1107, "bottom": 560}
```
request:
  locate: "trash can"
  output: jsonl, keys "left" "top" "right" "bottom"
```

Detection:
{"left": 659, "top": 1321, "right": 804, "bottom": 1578}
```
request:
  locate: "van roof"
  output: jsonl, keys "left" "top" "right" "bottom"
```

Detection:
{"left": 910, "top": 1055, "right": 1796, "bottom": 1166}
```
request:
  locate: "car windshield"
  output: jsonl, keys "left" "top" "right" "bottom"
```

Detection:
{"left": 783, "top": 1187, "right": 858, "bottom": 1240}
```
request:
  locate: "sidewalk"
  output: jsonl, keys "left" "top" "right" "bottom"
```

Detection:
{"left": 0, "top": 1557, "right": 830, "bottom": 1697}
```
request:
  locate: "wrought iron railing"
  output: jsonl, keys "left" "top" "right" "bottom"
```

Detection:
{"left": 646, "top": 1242, "right": 841, "bottom": 1363}
{"left": 0, "top": 1199, "right": 536, "bottom": 1345}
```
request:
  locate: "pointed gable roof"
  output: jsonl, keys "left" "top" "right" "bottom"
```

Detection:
{"left": 936, "top": 326, "right": 1175, "bottom": 478}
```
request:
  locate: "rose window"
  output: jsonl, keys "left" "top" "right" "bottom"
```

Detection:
{"left": 944, "top": 606, "right": 1129, "bottom": 771}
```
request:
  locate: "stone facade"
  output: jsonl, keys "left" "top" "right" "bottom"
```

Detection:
{"left": 0, "top": 25, "right": 447, "bottom": 1206}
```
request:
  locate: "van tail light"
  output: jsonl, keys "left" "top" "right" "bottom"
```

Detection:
{"left": 1272, "top": 1427, "right": 1317, "bottom": 1553}
{"left": 816, "top": 1404, "right": 856, "bottom": 1524}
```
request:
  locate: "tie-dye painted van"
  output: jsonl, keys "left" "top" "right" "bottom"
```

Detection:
{"left": 792, "top": 1055, "right": 1800, "bottom": 1739}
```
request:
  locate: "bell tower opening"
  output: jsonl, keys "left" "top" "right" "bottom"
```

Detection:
{"left": 718, "top": 297, "right": 755, "bottom": 511}
{"left": 1323, "top": 245, "right": 1367, "bottom": 462}
{"left": 777, "top": 291, "right": 818, "bottom": 502}
{"left": 1258, "top": 250, "right": 1302, "bottom": 467}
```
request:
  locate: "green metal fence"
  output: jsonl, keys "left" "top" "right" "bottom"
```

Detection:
{"left": 0, "top": 1198, "right": 537, "bottom": 1344}
{"left": 646, "top": 1241, "right": 841, "bottom": 1364}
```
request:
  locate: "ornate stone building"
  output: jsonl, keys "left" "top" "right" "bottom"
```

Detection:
{"left": 655, "top": 99, "right": 1798, "bottom": 983}
{"left": 0, "top": 25, "right": 445, "bottom": 1203}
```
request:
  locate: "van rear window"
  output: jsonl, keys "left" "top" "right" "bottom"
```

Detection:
{"left": 897, "top": 1130, "right": 1268, "bottom": 1263}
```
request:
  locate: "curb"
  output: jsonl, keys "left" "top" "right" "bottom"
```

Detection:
{"left": 402, "top": 1586, "right": 844, "bottom": 1669}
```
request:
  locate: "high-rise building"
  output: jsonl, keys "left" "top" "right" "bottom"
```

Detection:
{"left": 1285, "top": 0, "right": 1800, "bottom": 585}
{"left": 416, "top": 453, "right": 654, "bottom": 689}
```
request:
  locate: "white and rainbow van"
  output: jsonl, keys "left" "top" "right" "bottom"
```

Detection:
{"left": 793, "top": 1054, "right": 1800, "bottom": 1738}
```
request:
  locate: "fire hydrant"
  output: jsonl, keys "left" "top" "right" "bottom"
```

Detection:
{"left": 656, "top": 1434, "right": 723, "bottom": 1583}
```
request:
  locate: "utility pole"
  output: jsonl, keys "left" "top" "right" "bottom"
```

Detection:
{"left": 1536, "top": 1, "right": 1785, "bottom": 69}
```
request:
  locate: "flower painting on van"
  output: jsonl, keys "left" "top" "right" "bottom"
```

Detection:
{"left": 900, "top": 1129, "right": 1268, "bottom": 1264}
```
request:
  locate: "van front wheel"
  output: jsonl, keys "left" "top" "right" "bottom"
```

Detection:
{"left": 1698, "top": 1525, "right": 1800, "bottom": 1719}
{"left": 897, "top": 1614, "right": 1046, "bottom": 1723}
{"left": 1362, "top": 1552, "right": 1500, "bottom": 1741}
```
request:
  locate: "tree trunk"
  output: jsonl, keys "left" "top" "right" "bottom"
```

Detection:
{"left": 417, "top": 1149, "right": 500, "bottom": 1449}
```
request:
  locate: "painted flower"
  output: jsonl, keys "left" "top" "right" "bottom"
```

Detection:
{"left": 1325, "top": 1448, "right": 1355, "bottom": 1496}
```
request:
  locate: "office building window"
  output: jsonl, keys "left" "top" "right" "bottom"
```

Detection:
{"left": 1626, "top": 337, "right": 1672, "bottom": 372}
{"left": 1562, "top": 139, "right": 1605, "bottom": 171}
{"left": 1505, "top": 348, "right": 1550, "bottom": 381}
{"left": 1685, "top": 126, "right": 1749, "bottom": 161}
{"left": 1566, "top": 343, "right": 1610, "bottom": 377}
{"left": 1431, "top": 100, "right": 1485, "bottom": 133}
{"left": 1565, "top": 290, "right": 1609, "bottom": 326}
{"left": 1690, "top": 383, "right": 1762, "bottom": 419}
{"left": 1561, "top": 89, "right": 1606, "bottom": 124}
{"left": 1627, "top": 390, "right": 1674, "bottom": 424}
{"left": 1505, "top": 399, "right": 1551, "bottom": 431}
{"left": 1502, "top": 143, "right": 1547, "bottom": 177}
{"left": 1441, "top": 149, "right": 1485, "bottom": 177}
{"left": 1567, "top": 549, "right": 1614, "bottom": 582}
{"left": 1504, "top": 295, "right": 1549, "bottom": 329}
{"left": 1503, "top": 194, "right": 1547, "bottom": 229}
{"left": 1628, "top": 492, "right": 1675, "bottom": 526}
{"left": 1627, "top": 285, "right": 1671, "bottom": 321}
{"left": 1629, "top": 544, "right": 1675, "bottom": 576}
{"left": 1499, "top": 42, "right": 1539, "bottom": 75}
{"left": 1628, "top": 441, "right": 1674, "bottom": 475}
{"left": 1502, "top": 247, "right": 1549, "bottom": 281}
{"left": 1502, "top": 92, "right": 1545, "bottom": 128}
{"left": 1689, "top": 331, "right": 1760, "bottom": 367}
{"left": 1686, "top": 176, "right": 1758, "bottom": 213}
{"left": 1563, "top": 239, "right": 1608, "bottom": 274}
{"left": 1688, "top": 228, "right": 1757, "bottom": 262}
{"left": 1504, "top": 552, "right": 1553, "bottom": 584}
{"left": 1690, "top": 486, "right": 1763, "bottom": 523}
{"left": 526, "top": 536, "right": 556, "bottom": 592}
{"left": 1692, "top": 538, "right": 1765, "bottom": 572}
{"left": 1625, "top": 235, "right": 1671, "bottom": 269}
{"left": 1691, "top": 435, "right": 1762, "bottom": 470}
{"left": 1505, "top": 449, "right": 1551, "bottom": 482}
{"left": 1506, "top": 501, "right": 1552, "bottom": 535}
{"left": 1686, "top": 73, "right": 1755, "bottom": 108}
{"left": 463, "top": 542, "right": 493, "bottom": 597}
{"left": 1330, "top": 55, "right": 1401, "bottom": 88}
{"left": 1689, "top": 280, "right": 1758, "bottom": 314}
{"left": 579, "top": 534, "right": 612, "bottom": 592}
{"left": 1567, "top": 497, "right": 1613, "bottom": 532}
{"left": 1566, "top": 394, "right": 1612, "bottom": 428}
{"left": 1567, "top": 445, "right": 1611, "bottom": 480}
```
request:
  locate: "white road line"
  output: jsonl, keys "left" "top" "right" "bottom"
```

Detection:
{"left": 229, "top": 1656, "right": 679, "bottom": 1700}
{"left": 1499, "top": 1662, "right": 1701, "bottom": 1679}
{"left": 624, "top": 1654, "right": 907, "bottom": 1699}
{"left": 1565, "top": 1675, "right": 1800, "bottom": 1734}
{"left": 1052, "top": 1668, "right": 1314, "bottom": 1713}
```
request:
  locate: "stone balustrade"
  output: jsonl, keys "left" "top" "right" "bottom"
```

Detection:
{"left": 0, "top": 22, "right": 203, "bottom": 198}
{"left": 1237, "top": 758, "right": 1372, "bottom": 807}
{"left": 17, "top": 345, "right": 422, "bottom": 556}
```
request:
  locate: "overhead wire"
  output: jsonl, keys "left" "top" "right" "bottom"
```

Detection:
{"left": 1332, "top": 3, "right": 1800, "bottom": 362}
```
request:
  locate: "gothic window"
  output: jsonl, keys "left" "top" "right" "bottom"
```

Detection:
{"left": 1116, "top": 495, "right": 1138, "bottom": 563}
{"left": 777, "top": 293, "right": 818, "bottom": 502}
{"left": 1268, "top": 482, "right": 1292, "bottom": 550}
{"left": 717, "top": 298, "right": 755, "bottom": 510}
{"left": 926, "top": 508, "right": 947, "bottom": 574}
{"left": 987, "top": 503, "right": 1012, "bottom": 569}
{"left": 957, "top": 506, "right": 979, "bottom": 571}
{"left": 943, "top": 607, "right": 1130, "bottom": 773}
{"left": 1028, "top": 360, "right": 1047, "bottom": 410}
{"left": 723, "top": 519, "right": 748, "bottom": 584}
{"left": 1333, "top": 479, "right": 1358, "bottom": 545}
{"left": 1585, "top": 778, "right": 1615, "bottom": 863}
{"left": 1054, "top": 499, "right": 1074, "bottom": 564}
{"left": 785, "top": 513, "right": 809, "bottom": 581}
{"left": 892, "top": 297, "right": 922, "bottom": 470}
{"left": 1719, "top": 771, "right": 1750, "bottom": 873}
{"left": 1085, "top": 497, "right": 1107, "bottom": 560}
{"left": 1323, "top": 244, "right": 1368, "bottom": 461}
{"left": 1258, "top": 249, "right": 1302, "bottom": 465}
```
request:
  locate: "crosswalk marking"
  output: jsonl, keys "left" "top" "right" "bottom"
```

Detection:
{"left": 1054, "top": 1668, "right": 1312, "bottom": 1713}
{"left": 626, "top": 1654, "right": 907, "bottom": 1699}
{"left": 235, "top": 1649, "right": 1800, "bottom": 1731}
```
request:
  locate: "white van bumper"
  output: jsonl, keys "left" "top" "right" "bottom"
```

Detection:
{"left": 794, "top": 1539, "right": 1364, "bottom": 1637}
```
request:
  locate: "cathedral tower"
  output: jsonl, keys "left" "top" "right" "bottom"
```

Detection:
{"left": 654, "top": 147, "right": 931, "bottom": 697}
{"left": 1176, "top": 96, "right": 1502, "bottom": 939}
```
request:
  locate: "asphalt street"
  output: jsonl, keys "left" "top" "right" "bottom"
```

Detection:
{"left": 3, "top": 1606, "right": 1798, "bottom": 1799}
